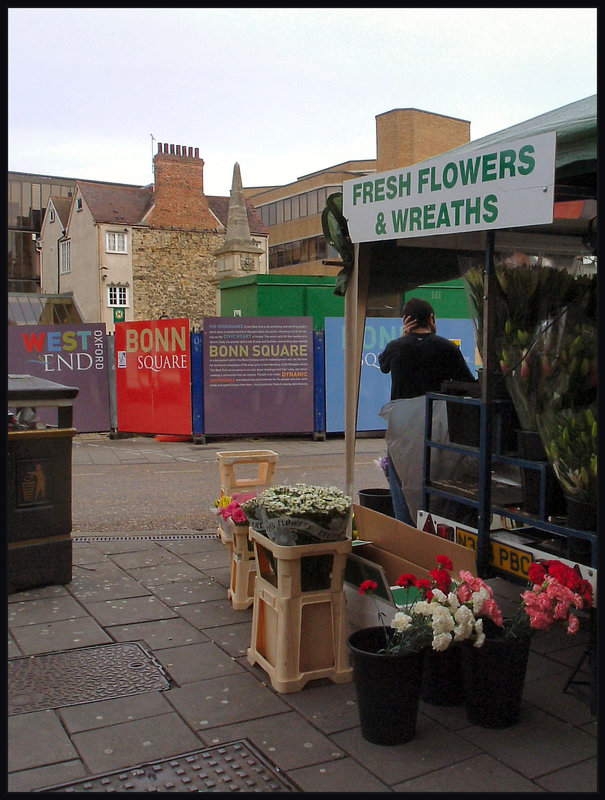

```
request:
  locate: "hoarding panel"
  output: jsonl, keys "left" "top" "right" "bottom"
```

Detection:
{"left": 324, "top": 317, "right": 477, "bottom": 433}
{"left": 114, "top": 319, "right": 192, "bottom": 435}
{"left": 203, "top": 317, "right": 314, "bottom": 435}
{"left": 7, "top": 323, "right": 111, "bottom": 432}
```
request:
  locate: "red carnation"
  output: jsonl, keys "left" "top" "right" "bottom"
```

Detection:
{"left": 528, "top": 562, "right": 547, "bottom": 586}
{"left": 430, "top": 567, "right": 452, "bottom": 593}
{"left": 436, "top": 555, "right": 453, "bottom": 571}
{"left": 396, "top": 573, "right": 417, "bottom": 588}
{"left": 359, "top": 580, "right": 378, "bottom": 596}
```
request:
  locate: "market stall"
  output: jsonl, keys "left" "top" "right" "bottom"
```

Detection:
{"left": 336, "top": 95, "right": 597, "bottom": 578}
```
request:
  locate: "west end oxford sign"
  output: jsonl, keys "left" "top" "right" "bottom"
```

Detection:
{"left": 342, "top": 131, "right": 556, "bottom": 243}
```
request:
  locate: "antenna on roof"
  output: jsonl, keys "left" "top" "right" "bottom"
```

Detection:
{"left": 150, "top": 134, "right": 156, "bottom": 182}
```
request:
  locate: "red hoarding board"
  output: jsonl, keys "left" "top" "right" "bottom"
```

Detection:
{"left": 203, "top": 317, "right": 314, "bottom": 435}
{"left": 114, "top": 319, "right": 192, "bottom": 435}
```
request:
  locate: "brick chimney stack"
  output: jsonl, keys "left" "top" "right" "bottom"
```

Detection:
{"left": 150, "top": 143, "right": 219, "bottom": 230}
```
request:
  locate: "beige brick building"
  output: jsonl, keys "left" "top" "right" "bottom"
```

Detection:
{"left": 39, "top": 144, "right": 268, "bottom": 331}
{"left": 246, "top": 108, "right": 470, "bottom": 277}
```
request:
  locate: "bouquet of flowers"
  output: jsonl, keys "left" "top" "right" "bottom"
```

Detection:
{"left": 358, "top": 556, "right": 501, "bottom": 655}
{"left": 213, "top": 491, "right": 255, "bottom": 541}
{"left": 507, "top": 559, "right": 594, "bottom": 639}
{"left": 358, "top": 556, "right": 593, "bottom": 654}
{"left": 242, "top": 484, "right": 352, "bottom": 546}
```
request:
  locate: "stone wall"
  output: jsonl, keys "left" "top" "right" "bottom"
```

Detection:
{"left": 132, "top": 227, "right": 225, "bottom": 325}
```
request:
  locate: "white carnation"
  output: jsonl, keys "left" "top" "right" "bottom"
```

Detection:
{"left": 432, "top": 633, "right": 452, "bottom": 651}
{"left": 391, "top": 612, "right": 411, "bottom": 631}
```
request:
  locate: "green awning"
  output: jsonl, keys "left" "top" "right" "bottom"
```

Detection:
{"left": 440, "top": 94, "right": 596, "bottom": 178}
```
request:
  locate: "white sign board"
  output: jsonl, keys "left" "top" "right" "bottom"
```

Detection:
{"left": 343, "top": 132, "right": 556, "bottom": 243}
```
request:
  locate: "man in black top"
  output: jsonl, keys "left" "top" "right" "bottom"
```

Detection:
{"left": 379, "top": 297, "right": 476, "bottom": 523}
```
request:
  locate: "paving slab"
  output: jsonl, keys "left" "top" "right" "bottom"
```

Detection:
{"left": 8, "top": 709, "right": 79, "bottom": 771}
{"left": 199, "top": 711, "right": 348, "bottom": 772}
{"left": 10, "top": 616, "right": 113, "bottom": 655}
{"left": 203, "top": 621, "right": 254, "bottom": 658}
{"left": 148, "top": 576, "right": 228, "bottom": 607}
{"left": 77, "top": 595, "right": 178, "bottom": 626}
{"left": 177, "top": 597, "right": 253, "bottom": 630}
{"left": 70, "top": 711, "right": 204, "bottom": 774}
{"left": 534, "top": 756, "right": 598, "bottom": 793}
{"left": 279, "top": 680, "right": 361, "bottom": 735}
{"left": 68, "top": 564, "right": 152, "bottom": 601}
{"left": 126, "top": 561, "right": 208, "bottom": 587}
{"left": 460, "top": 705, "right": 597, "bottom": 779}
{"left": 8, "top": 594, "right": 88, "bottom": 627}
{"left": 106, "top": 618, "right": 209, "bottom": 649}
{"left": 153, "top": 640, "right": 246, "bottom": 685}
{"left": 330, "top": 714, "right": 482, "bottom": 785}
{"left": 178, "top": 549, "right": 233, "bottom": 571}
{"left": 391, "top": 752, "right": 543, "bottom": 793}
{"left": 105, "top": 547, "right": 184, "bottom": 570}
{"left": 8, "top": 760, "right": 88, "bottom": 793}
{"left": 288, "top": 756, "right": 391, "bottom": 793}
{"left": 59, "top": 691, "right": 175, "bottom": 734}
{"left": 166, "top": 672, "right": 290, "bottom": 730}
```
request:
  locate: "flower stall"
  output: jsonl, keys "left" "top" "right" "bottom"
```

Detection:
{"left": 328, "top": 95, "right": 597, "bottom": 711}
{"left": 332, "top": 94, "right": 597, "bottom": 578}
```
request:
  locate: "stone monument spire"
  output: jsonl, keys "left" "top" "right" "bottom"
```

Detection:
{"left": 213, "top": 162, "right": 263, "bottom": 278}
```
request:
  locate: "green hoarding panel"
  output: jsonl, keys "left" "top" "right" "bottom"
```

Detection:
{"left": 404, "top": 278, "right": 470, "bottom": 319}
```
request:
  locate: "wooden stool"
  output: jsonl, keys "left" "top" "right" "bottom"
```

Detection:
{"left": 216, "top": 450, "right": 278, "bottom": 497}
{"left": 247, "top": 529, "right": 353, "bottom": 693}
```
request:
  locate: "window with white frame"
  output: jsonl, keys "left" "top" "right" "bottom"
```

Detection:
{"left": 108, "top": 285, "right": 129, "bottom": 307}
{"left": 60, "top": 240, "right": 71, "bottom": 274}
{"left": 49, "top": 209, "right": 55, "bottom": 223}
{"left": 106, "top": 231, "right": 128, "bottom": 254}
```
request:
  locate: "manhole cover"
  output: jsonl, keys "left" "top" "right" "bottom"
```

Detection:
{"left": 36, "top": 740, "right": 299, "bottom": 792}
{"left": 9, "top": 642, "right": 169, "bottom": 715}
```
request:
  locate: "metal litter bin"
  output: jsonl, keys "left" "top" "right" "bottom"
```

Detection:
{"left": 7, "top": 374, "right": 79, "bottom": 593}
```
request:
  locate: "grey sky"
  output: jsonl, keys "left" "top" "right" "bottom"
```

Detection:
{"left": 8, "top": 8, "right": 597, "bottom": 195}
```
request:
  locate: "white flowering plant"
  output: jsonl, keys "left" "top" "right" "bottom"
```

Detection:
{"left": 242, "top": 483, "right": 352, "bottom": 546}
{"left": 358, "top": 556, "right": 502, "bottom": 655}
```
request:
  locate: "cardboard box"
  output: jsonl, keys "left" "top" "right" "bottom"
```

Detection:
{"left": 344, "top": 504, "right": 477, "bottom": 633}
{"left": 352, "top": 504, "right": 477, "bottom": 583}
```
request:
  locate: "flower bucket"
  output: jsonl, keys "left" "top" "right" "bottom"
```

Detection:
{"left": 517, "top": 430, "right": 566, "bottom": 517}
{"left": 461, "top": 629, "right": 530, "bottom": 728}
{"left": 348, "top": 626, "right": 424, "bottom": 745}
{"left": 420, "top": 644, "right": 465, "bottom": 706}
{"left": 358, "top": 488, "right": 394, "bottom": 517}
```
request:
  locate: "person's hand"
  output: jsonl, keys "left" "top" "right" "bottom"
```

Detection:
{"left": 403, "top": 315, "right": 416, "bottom": 335}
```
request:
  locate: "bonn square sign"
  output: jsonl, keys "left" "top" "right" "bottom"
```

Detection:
{"left": 342, "top": 132, "right": 556, "bottom": 243}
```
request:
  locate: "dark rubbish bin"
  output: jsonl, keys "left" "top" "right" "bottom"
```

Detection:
{"left": 7, "top": 374, "right": 79, "bottom": 594}
{"left": 358, "top": 488, "right": 394, "bottom": 517}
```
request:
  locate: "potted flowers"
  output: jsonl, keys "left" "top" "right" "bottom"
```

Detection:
{"left": 461, "top": 558, "right": 593, "bottom": 728}
{"left": 242, "top": 483, "right": 352, "bottom": 594}
{"left": 242, "top": 483, "right": 351, "bottom": 546}
{"left": 350, "top": 556, "right": 494, "bottom": 744}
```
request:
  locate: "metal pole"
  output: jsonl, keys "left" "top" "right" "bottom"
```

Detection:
{"left": 477, "top": 229, "right": 495, "bottom": 577}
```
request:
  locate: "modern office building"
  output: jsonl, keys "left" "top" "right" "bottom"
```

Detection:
{"left": 245, "top": 108, "right": 471, "bottom": 276}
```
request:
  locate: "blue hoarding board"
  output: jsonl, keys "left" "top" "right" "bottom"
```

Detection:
{"left": 324, "top": 317, "right": 477, "bottom": 433}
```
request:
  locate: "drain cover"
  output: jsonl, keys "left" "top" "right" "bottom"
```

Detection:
{"left": 36, "top": 740, "right": 299, "bottom": 792}
{"left": 9, "top": 642, "right": 169, "bottom": 715}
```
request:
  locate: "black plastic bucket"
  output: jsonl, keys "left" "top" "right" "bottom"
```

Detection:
{"left": 358, "top": 488, "right": 394, "bottom": 517}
